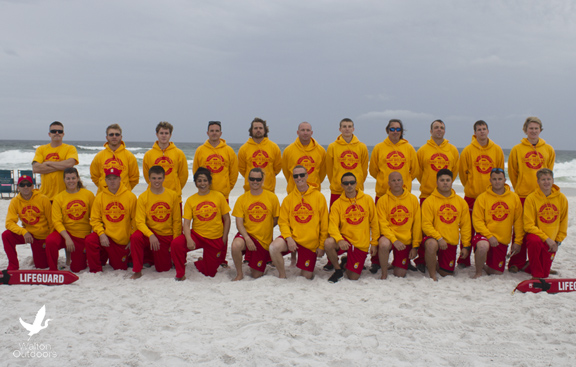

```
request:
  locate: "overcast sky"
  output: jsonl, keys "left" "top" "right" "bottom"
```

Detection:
{"left": 2, "top": 0, "right": 575, "bottom": 149}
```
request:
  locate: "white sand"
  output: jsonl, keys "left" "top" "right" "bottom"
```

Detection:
{"left": 1, "top": 179, "right": 576, "bottom": 366}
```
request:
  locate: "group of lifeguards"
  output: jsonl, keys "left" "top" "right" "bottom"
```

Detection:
{"left": 2, "top": 116, "right": 567, "bottom": 282}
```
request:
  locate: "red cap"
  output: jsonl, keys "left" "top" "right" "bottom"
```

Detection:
{"left": 18, "top": 175, "right": 33, "bottom": 185}
{"left": 104, "top": 168, "right": 122, "bottom": 177}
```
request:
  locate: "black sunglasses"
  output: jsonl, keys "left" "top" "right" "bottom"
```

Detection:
{"left": 108, "top": 133, "right": 121, "bottom": 137}
{"left": 248, "top": 177, "right": 263, "bottom": 182}
{"left": 342, "top": 180, "right": 357, "bottom": 186}
{"left": 50, "top": 129, "right": 64, "bottom": 134}
{"left": 292, "top": 173, "right": 306, "bottom": 179}
{"left": 19, "top": 182, "right": 32, "bottom": 187}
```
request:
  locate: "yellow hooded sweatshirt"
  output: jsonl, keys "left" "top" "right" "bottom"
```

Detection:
{"left": 279, "top": 182, "right": 328, "bottom": 251}
{"left": 52, "top": 188, "right": 95, "bottom": 238}
{"left": 376, "top": 186, "right": 422, "bottom": 248}
{"left": 370, "top": 138, "right": 419, "bottom": 197}
{"left": 90, "top": 183, "right": 137, "bottom": 245}
{"left": 329, "top": 189, "right": 379, "bottom": 252}
{"left": 416, "top": 138, "right": 459, "bottom": 199}
{"left": 136, "top": 187, "right": 182, "bottom": 239}
{"left": 143, "top": 142, "right": 189, "bottom": 199}
{"left": 238, "top": 137, "right": 282, "bottom": 192}
{"left": 459, "top": 136, "right": 505, "bottom": 199}
{"left": 508, "top": 138, "right": 555, "bottom": 199}
{"left": 422, "top": 188, "right": 471, "bottom": 247}
{"left": 472, "top": 184, "right": 523, "bottom": 245}
{"left": 193, "top": 139, "right": 239, "bottom": 199}
{"left": 6, "top": 190, "right": 53, "bottom": 239}
{"left": 327, "top": 134, "right": 369, "bottom": 195}
{"left": 282, "top": 137, "right": 326, "bottom": 194}
{"left": 33, "top": 143, "right": 79, "bottom": 200}
{"left": 523, "top": 185, "right": 568, "bottom": 243}
{"left": 90, "top": 141, "right": 140, "bottom": 194}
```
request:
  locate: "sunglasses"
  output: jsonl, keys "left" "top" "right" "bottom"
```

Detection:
{"left": 342, "top": 181, "right": 357, "bottom": 186}
{"left": 293, "top": 173, "right": 306, "bottom": 179}
{"left": 389, "top": 127, "right": 402, "bottom": 132}
{"left": 248, "top": 177, "right": 263, "bottom": 182}
{"left": 50, "top": 129, "right": 64, "bottom": 134}
{"left": 19, "top": 182, "right": 32, "bottom": 187}
{"left": 208, "top": 121, "right": 222, "bottom": 127}
{"left": 491, "top": 168, "right": 505, "bottom": 174}
{"left": 108, "top": 133, "right": 121, "bottom": 137}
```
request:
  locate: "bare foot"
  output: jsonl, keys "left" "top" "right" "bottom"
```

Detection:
{"left": 130, "top": 272, "right": 142, "bottom": 280}
{"left": 380, "top": 273, "right": 388, "bottom": 280}
{"left": 175, "top": 275, "right": 186, "bottom": 281}
{"left": 430, "top": 276, "right": 438, "bottom": 282}
{"left": 232, "top": 274, "right": 244, "bottom": 281}
{"left": 472, "top": 273, "right": 482, "bottom": 279}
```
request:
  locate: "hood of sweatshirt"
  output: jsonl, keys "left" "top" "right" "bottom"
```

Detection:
{"left": 292, "top": 137, "right": 321, "bottom": 152}
{"left": 16, "top": 189, "right": 42, "bottom": 204}
{"left": 470, "top": 135, "right": 496, "bottom": 150}
{"left": 151, "top": 141, "right": 177, "bottom": 153}
{"left": 484, "top": 184, "right": 513, "bottom": 198}
{"left": 334, "top": 134, "right": 361, "bottom": 146}
{"left": 430, "top": 187, "right": 457, "bottom": 200}
{"left": 384, "top": 137, "right": 410, "bottom": 148}
{"left": 202, "top": 138, "right": 228, "bottom": 150}
{"left": 104, "top": 141, "right": 127, "bottom": 154}
{"left": 520, "top": 137, "right": 548, "bottom": 148}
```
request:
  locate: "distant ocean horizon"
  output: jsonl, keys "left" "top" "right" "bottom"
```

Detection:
{"left": 1, "top": 139, "right": 576, "bottom": 191}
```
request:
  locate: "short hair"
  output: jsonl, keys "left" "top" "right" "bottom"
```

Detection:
{"left": 523, "top": 117, "right": 543, "bottom": 133}
{"left": 473, "top": 120, "right": 488, "bottom": 131}
{"left": 194, "top": 167, "right": 212, "bottom": 184}
{"left": 50, "top": 121, "right": 63, "bottom": 129}
{"left": 249, "top": 167, "right": 264, "bottom": 177}
{"left": 208, "top": 121, "right": 222, "bottom": 131}
{"left": 156, "top": 121, "right": 173, "bottom": 134}
{"left": 292, "top": 165, "right": 307, "bottom": 174}
{"left": 430, "top": 119, "right": 445, "bottom": 130}
{"left": 489, "top": 168, "right": 506, "bottom": 178}
{"left": 249, "top": 118, "right": 269, "bottom": 138}
{"left": 148, "top": 165, "right": 165, "bottom": 178}
{"left": 339, "top": 118, "right": 354, "bottom": 128}
{"left": 386, "top": 119, "right": 405, "bottom": 140}
{"left": 106, "top": 123, "right": 122, "bottom": 134}
{"left": 341, "top": 172, "right": 356, "bottom": 182}
{"left": 298, "top": 121, "right": 312, "bottom": 130}
{"left": 63, "top": 167, "right": 84, "bottom": 189}
{"left": 436, "top": 168, "right": 453, "bottom": 180}
{"left": 536, "top": 168, "right": 553, "bottom": 179}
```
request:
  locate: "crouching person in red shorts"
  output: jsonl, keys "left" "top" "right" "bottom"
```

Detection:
{"left": 86, "top": 168, "right": 137, "bottom": 272}
{"left": 171, "top": 167, "right": 231, "bottom": 280}
{"left": 131, "top": 166, "right": 182, "bottom": 279}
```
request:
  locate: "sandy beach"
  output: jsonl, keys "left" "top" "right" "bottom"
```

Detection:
{"left": 1, "top": 178, "right": 575, "bottom": 366}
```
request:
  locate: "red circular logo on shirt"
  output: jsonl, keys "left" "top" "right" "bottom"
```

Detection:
{"left": 438, "top": 204, "right": 458, "bottom": 224}
{"left": 151, "top": 202, "right": 171, "bottom": 223}
{"left": 154, "top": 156, "right": 174, "bottom": 176}
{"left": 474, "top": 155, "right": 494, "bottom": 174}
{"left": 104, "top": 157, "right": 125, "bottom": 171}
{"left": 538, "top": 203, "right": 559, "bottom": 224}
{"left": 66, "top": 200, "right": 88, "bottom": 221}
{"left": 20, "top": 205, "right": 41, "bottom": 225}
{"left": 390, "top": 205, "right": 410, "bottom": 226}
{"left": 339, "top": 150, "right": 359, "bottom": 170}
{"left": 296, "top": 156, "right": 316, "bottom": 174}
{"left": 344, "top": 204, "right": 365, "bottom": 225}
{"left": 105, "top": 201, "right": 125, "bottom": 223}
{"left": 430, "top": 153, "right": 450, "bottom": 172}
{"left": 248, "top": 202, "right": 268, "bottom": 223}
{"left": 386, "top": 151, "right": 406, "bottom": 170}
{"left": 196, "top": 201, "right": 218, "bottom": 221}
{"left": 46, "top": 153, "right": 61, "bottom": 161}
{"left": 524, "top": 151, "right": 544, "bottom": 170}
{"left": 490, "top": 201, "right": 509, "bottom": 222}
{"left": 251, "top": 150, "right": 270, "bottom": 168}
{"left": 205, "top": 154, "right": 225, "bottom": 173}
{"left": 294, "top": 202, "right": 313, "bottom": 223}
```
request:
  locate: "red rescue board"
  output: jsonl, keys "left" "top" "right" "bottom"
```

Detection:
{"left": 1, "top": 269, "right": 79, "bottom": 285}
{"left": 514, "top": 278, "right": 576, "bottom": 294}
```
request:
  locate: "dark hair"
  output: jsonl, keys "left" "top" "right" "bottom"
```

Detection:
{"left": 156, "top": 121, "right": 173, "bottom": 134}
{"left": 339, "top": 118, "right": 354, "bottom": 128}
{"left": 148, "top": 165, "right": 165, "bottom": 178}
{"left": 490, "top": 167, "right": 505, "bottom": 178}
{"left": 194, "top": 167, "right": 212, "bottom": 184}
{"left": 386, "top": 119, "right": 405, "bottom": 140}
{"left": 473, "top": 120, "right": 488, "bottom": 131}
{"left": 249, "top": 118, "right": 269, "bottom": 138}
{"left": 249, "top": 167, "right": 264, "bottom": 177}
{"left": 292, "top": 165, "right": 307, "bottom": 174}
{"left": 536, "top": 168, "right": 553, "bottom": 179}
{"left": 341, "top": 172, "right": 356, "bottom": 182}
{"left": 50, "top": 121, "right": 63, "bottom": 129}
{"left": 436, "top": 168, "right": 453, "bottom": 180}
{"left": 208, "top": 121, "right": 222, "bottom": 131}
{"left": 430, "top": 119, "right": 445, "bottom": 130}
{"left": 63, "top": 167, "right": 84, "bottom": 189}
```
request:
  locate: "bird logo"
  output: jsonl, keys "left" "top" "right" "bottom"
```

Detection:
{"left": 19, "top": 305, "right": 51, "bottom": 341}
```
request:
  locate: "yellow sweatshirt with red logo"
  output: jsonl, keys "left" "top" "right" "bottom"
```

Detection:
{"left": 6, "top": 190, "right": 53, "bottom": 240}
{"left": 523, "top": 185, "right": 568, "bottom": 242}
{"left": 282, "top": 137, "right": 326, "bottom": 193}
{"left": 329, "top": 190, "right": 378, "bottom": 252}
{"left": 472, "top": 184, "right": 523, "bottom": 245}
{"left": 459, "top": 136, "right": 505, "bottom": 199}
{"left": 136, "top": 188, "right": 182, "bottom": 238}
{"left": 421, "top": 188, "right": 471, "bottom": 247}
{"left": 183, "top": 190, "right": 231, "bottom": 239}
{"left": 279, "top": 182, "right": 328, "bottom": 251}
{"left": 192, "top": 139, "right": 239, "bottom": 199}
{"left": 238, "top": 137, "right": 282, "bottom": 192}
{"left": 370, "top": 138, "right": 419, "bottom": 197}
{"left": 232, "top": 190, "right": 280, "bottom": 248}
{"left": 52, "top": 188, "right": 95, "bottom": 238}
{"left": 143, "top": 142, "right": 189, "bottom": 198}
{"left": 327, "top": 135, "right": 369, "bottom": 195}
{"left": 33, "top": 143, "right": 79, "bottom": 200}
{"left": 90, "top": 183, "right": 137, "bottom": 245}
{"left": 508, "top": 138, "right": 555, "bottom": 198}
{"left": 376, "top": 187, "right": 422, "bottom": 248}
{"left": 416, "top": 138, "right": 460, "bottom": 199}
{"left": 90, "top": 141, "right": 140, "bottom": 194}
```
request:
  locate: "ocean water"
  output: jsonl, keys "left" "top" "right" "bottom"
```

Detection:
{"left": 1, "top": 139, "right": 575, "bottom": 189}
